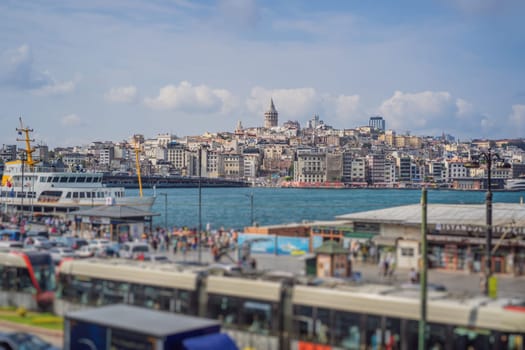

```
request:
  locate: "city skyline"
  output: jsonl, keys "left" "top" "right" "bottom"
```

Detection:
{"left": 0, "top": 0, "right": 524, "bottom": 147}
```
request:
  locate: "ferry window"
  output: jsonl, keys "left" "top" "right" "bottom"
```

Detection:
{"left": 77, "top": 177, "right": 86, "bottom": 183}
{"left": 86, "top": 192, "right": 91, "bottom": 198}
{"left": 39, "top": 176, "right": 45, "bottom": 182}
{"left": 86, "top": 177, "right": 93, "bottom": 183}
{"left": 52, "top": 177, "right": 59, "bottom": 182}
{"left": 334, "top": 311, "right": 361, "bottom": 349}
{"left": 68, "top": 177, "right": 75, "bottom": 183}
{"left": 207, "top": 294, "right": 241, "bottom": 329}
{"left": 79, "top": 192, "right": 85, "bottom": 199}
{"left": 60, "top": 177, "right": 68, "bottom": 183}
{"left": 73, "top": 192, "right": 79, "bottom": 199}
{"left": 66, "top": 192, "right": 72, "bottom": 199}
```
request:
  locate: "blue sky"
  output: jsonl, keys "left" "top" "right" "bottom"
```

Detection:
{"left": 0, "top": 0, "right": 524, "bottom": 147}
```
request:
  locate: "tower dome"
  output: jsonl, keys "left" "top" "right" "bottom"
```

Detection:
{"left": 264, "top": 98, "right": 278, "bottom": 128}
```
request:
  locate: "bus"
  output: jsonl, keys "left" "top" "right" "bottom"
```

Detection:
{"left": 0, "top": 250, "right": 55, "bottom": 310}
{"left": 54, "top": 259, "right": 525, "bottom": 350}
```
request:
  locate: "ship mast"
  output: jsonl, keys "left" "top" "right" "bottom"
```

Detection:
{"left": 16, "top": 117, "right": 35, "bottom": 168}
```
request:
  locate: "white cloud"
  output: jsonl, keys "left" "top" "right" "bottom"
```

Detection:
{"left": 246, "top": 87, "right": 319, "bottom": 120}
{"left": 33, "top": 80, "right": 75, "bottom": 96}
{"left": 1, "top": 45, "right": 75, "bottom": 96}
{"left": 508, "top": 104, "right": 525, "bottom": 137}
{"left": 456, "top": 98, "right": 474, "bottom": 117}
{"left": 61, "top": 114, "right": 82, "bottom": 126}
{"left": 144, "top": 81, "right": 236, "bottom": 113}
{"left": 245, "top": 86, "right": 362, "bottom": 128}
{"left": 378, "top": 90, "right": 455, "bottom": 131}
{"left": 105, "top": 85, "right": 138, "bottom": 103}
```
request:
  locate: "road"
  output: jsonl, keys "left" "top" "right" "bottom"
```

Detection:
{"left": 176, "top": 248, "right": 525, "bottom": 298}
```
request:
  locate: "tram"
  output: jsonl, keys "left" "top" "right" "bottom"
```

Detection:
{"left": 53, "top": 259, "right": 524, "bottom": 350}
{"left": 0, "top": 250, "right": 55, "bottom": 310}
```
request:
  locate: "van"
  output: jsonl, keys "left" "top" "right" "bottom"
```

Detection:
{"left": 119, "top": 242, "right": 149, "bottom": 259}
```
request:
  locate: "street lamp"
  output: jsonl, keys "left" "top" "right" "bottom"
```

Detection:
{"left": 198, "top": 146, "right": 202, "bottom": 264}
{"left": 471, "top": 148, "right": 500, "bottom": 296}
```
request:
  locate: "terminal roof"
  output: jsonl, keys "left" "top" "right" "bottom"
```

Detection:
{"left": 66, "top": 304, "right": 219, "bottom": 337}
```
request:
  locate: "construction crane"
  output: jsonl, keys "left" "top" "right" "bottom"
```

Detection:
{"left": 131, "top": 139, "right": 143, "bottom": 197}
{"left": 16, "top": 117, "right": 36, "bottom": 168}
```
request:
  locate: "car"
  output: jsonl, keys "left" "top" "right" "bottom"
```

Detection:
{"left": 76, "top": 245, "right": 100, "bottom": 258}
{"left": 56, "top": 236, "right": 89, "bottom": 250}
{"left": 24, "top": 236, "right": 52, "bottom": 250}
{"left": 49, "top": 247, "right": 77, "bottom": 264}
{"left": 89, "top": 239, "right": 111, "bottom": 249}
{"left": 119, "top": 241, "right": 149, "bottom": 259}
{"left": 0, "top": 331, "right": 60, "bottom": 350}
{"left": 141, "top": 253, "right": 171, "bottom": 262}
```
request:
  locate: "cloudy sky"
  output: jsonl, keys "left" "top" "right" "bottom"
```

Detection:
{"left": 0, "top": 0, "right": 524, "bottom": 147}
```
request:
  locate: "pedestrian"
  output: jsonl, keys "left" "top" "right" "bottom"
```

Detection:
{"left": 409, "top": 268, "right": 418, "bottom": 284}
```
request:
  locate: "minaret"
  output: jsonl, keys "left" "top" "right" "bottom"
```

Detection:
{"left": 264, "top": 98, "right": 278, "bottom": 128}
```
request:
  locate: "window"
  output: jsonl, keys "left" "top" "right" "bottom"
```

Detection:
{"left": 401, "top": 247, "right": 415, "bottom": 257}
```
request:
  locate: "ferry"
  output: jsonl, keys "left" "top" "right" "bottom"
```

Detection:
{"left": 505, "top": 178, "right": 525, "bottom": 191}
{"left": 0, "top": 119, "right": 155, "bottom": 215}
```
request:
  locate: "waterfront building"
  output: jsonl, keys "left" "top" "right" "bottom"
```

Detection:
{"left": 166, "top": 142, "right": 187, "bottom": 174}
{"left": 218, "top": 153, "right": 244, "bottom": 179}
{"left": 294, "top": 149, "right": 326, "bottom": 183}
{"left": 367, "top": 153, "right": 386, "bottom": 185}
{"left": 264, "top": 98, "right": 278, "bottom": 129}
{"left": 350, "top": 157, "right": 367, "bottom": 185}
{"left": 0, "top": 144, "right": 17, "bottom": 163}
{"left": 336, "top": 203, "right": 525, "bottom": 274}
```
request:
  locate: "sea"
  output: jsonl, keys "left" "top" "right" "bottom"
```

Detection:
{"left": 128, "top": 188, "right": 525, "bottom": 232}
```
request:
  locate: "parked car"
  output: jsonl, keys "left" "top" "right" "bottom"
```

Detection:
{"left": 56, "top": 236, "right": 89, "bottom": 250}
{"left": 119, "top": 241, "right": 149, "bottom": 259}
{"left": 0, "top": 331, "right": 60, "bottom": 350}
{"left": 76, "top": 245, "right": 100, "bottom": 258}
{"left": 24, "top": 236, "right": 52, "bottom": 250}
{"left": 49, "top": 247, "right": 77, "bottom": 264}
{"left": 89, "top": 239, "right": 111, "bottom": 250}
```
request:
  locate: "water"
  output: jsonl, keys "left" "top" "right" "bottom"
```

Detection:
{"left": 129, "top": 188, "right": 525, "bottom": 231}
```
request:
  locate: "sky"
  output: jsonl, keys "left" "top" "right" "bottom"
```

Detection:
{"left": 0, "top": 0, "right": 524, "bottom": 148}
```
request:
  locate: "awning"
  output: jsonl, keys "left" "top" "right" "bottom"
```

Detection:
{"left": 182, "top": 333, "right": 239, "bottom": 350}
{"left": 372, "top": 235, "right": 399, "bottom": 246}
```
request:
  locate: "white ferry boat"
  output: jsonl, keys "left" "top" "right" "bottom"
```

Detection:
{"left": 0, "top": 120, "right": 155, "bottom": 215}
{"left": 504, "top": 178, "right": 525, "bottom": 191}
